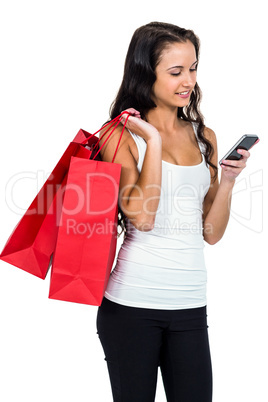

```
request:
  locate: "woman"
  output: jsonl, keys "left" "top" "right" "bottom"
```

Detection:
{"left": 96, "top": 22, "right": 250, "bottom": 402}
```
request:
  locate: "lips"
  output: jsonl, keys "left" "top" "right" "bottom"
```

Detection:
{"left": 176, "top": 90, "right": 191, "bottom": 98}
{"left": 177, "top": 90, "right": 190, "bottom": 95}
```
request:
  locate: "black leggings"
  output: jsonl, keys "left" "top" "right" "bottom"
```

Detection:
{"left": 96, "top": 297, "right": 213, "bottom": 402}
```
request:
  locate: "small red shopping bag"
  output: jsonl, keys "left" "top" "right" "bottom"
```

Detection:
{"left": 0, "top": 113, "right": 128, "bottom": 280}
{"left": 0, "top": 137, "right": 93, "bottom": 279}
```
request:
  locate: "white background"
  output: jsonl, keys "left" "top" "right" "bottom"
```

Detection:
{"left": 0, "top": 1, "right": 266, "bottom": 401}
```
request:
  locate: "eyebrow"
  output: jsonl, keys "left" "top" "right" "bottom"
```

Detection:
{"left": 167, "top": 60, "right": 198, "bottom": 70}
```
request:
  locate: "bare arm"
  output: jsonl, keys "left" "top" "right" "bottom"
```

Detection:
{"left": 98, "top": 109, "right": 162, "bottom": 231}
{"left": 202, "top": 128, "right": 250, "bottom": 245}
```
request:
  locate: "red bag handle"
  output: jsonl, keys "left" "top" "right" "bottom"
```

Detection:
{"left": 81, "top": 112, "right": 131, "bottom": 163}
{"left": 95, "top": 113, "right": 130, "bottom": 163}
{"left": 80, "top": 113, "right": 124, "bottom": 145}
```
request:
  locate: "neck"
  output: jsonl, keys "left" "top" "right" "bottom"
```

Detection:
{"left": 145, "top": 106, "right": 182, "bottom": 134}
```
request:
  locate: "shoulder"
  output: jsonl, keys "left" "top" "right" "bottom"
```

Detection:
{"left": 204, "top": 126, "right": 216, "bottom": 140}
{"left": 189, "top": 120, "right": 217, "bottom": 148}
{"left": 204, "top": 126, "right": 217, "bottom": 148}
{"left": 98, "top": 122, "right": 138, "bottom": 165}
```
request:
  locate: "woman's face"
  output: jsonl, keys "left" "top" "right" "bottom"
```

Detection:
{"left": 152, "top": 40, "right": 197, "bottom": 109}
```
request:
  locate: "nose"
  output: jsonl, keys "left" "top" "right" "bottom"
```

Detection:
{"left": 182, "top": 71, "right": 196, "bottom": 88}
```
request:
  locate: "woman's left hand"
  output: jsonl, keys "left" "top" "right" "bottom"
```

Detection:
{"left": 220, "top": 149, "right": 250, "bottom": 182}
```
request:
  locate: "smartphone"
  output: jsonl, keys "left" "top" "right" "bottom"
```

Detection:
{"left": 219, "top": 134, "right": 259, "bottom": 165}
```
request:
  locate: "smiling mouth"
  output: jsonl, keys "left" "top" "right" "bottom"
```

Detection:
{"left": 177, "top": 90, "right": 190, "bottom": 95}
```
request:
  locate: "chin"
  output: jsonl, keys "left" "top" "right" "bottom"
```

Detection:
{"left": 176, "top": 100, "right": 191, "bottom": 108}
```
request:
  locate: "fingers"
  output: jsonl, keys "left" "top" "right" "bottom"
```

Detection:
{"left": 121, "top": 108, "right": 141, "bottom": 118}
{"left": 221, "top": 149, "right": 250, "bottom": 168}
{"left": 221, "top": 159, "right": 245, "bottom": 169}
{"left": 220, "top": 148, "right": 251, "bottom": 182}
{"left": 120, "top": 108, "right": 141, "bottom": 126}
{"left": 237, "top": 149, "right": 250, "bottom": 159}
{"left": 120, "top": 107, "right": 141, "bottom": 124}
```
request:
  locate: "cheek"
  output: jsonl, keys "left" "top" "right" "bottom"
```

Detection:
{"left": 167, "top": 79, "right": 179, "bottom": 92}
{"left": 153, "top": 77, "right": 177, "bottom": 98}
{"left": 152, "top": 81, "right": 162, "bottom": 100}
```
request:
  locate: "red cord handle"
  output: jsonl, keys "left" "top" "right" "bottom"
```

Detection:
{"left": 80, "top": 113, "right": 124, "bottom": 145}
{"left": 95, "top": 113, "right": 130, "bottom": 162}
{"left": 81, "top": 112, "right": 131, "bottom": 163}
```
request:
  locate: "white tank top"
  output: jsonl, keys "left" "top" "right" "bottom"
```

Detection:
{"left": 105, "top": 123, "right": 211, "bottom": 309}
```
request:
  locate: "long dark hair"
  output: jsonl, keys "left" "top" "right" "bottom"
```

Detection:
{"left": 110, "top": 21, "right": 218, "bottom": 238}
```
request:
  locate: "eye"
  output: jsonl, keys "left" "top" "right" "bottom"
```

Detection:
{"left": 171, "top": 72, "right": 181, "bottom": 76}
{"left": 190, "top": 65, "right": 198, "bottom": 72}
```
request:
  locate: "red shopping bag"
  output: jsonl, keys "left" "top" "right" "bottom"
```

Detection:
{"left": 48, "top": 114, "right": 130, "bottom": 305}
{"left": 48, "top": 157, "right": 119, "bottom": 305}
{"left": 0, "top": 113, "right": 128, "bottom": 280}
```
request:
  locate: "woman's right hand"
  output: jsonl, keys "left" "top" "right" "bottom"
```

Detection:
{"left": 120, "top": 108, "right": 161, "bottom": 143}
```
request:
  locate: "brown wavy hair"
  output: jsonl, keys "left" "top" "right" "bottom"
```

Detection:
{"left": 109, "top": 22, "right": 218, "bottom": 238}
